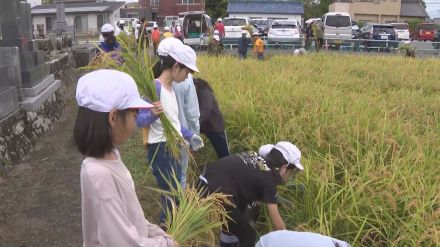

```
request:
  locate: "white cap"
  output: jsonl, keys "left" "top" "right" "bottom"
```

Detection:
{"left": 217, "top": 18, "right": 222, "bottom": 22}
{"left": 157, "top": 38, "right": 199, "bottom": 72}
{"left": 213, "top": 35, "right": 220, "bottom": 41}
{"left": 101, "top": 23, "right": 114, "bottom": 33}
{"left": 252, "top": 32, "right": 260, "bottom": 36}
{"left": 259, "top": 144, "right": 275, "bottom": 158}
{"left": 135, "top": 24, "right": 141, "bottom": 28}
{"left": 164, "top": 26, "right": 170, "bottom": 31}
{"left": 214, "top": 30, "right": 220, "bottom": 34}
{"left": 294, "top": 49, "right": 300, "bottom": 55}
{"left": 153, "top": 23, "right": 158, "bottom": 28}
{"left": 274, "top": 142, "right": 303, "bottom": 170}
{"left": 76, "top": 70, "right": 152, "bottom": 112}
{"left": 242, "top": 30, "right": 247, "bottom": 35}
{"left": 176, "top": 25, "right": 182, "bottom": 31}
{"left": 119, "top": 20, "right": 125, "bottom": 24}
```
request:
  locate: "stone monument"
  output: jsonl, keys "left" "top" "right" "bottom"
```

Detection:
{"left": 0, "top": 0, "right": 61, "bottom": 113}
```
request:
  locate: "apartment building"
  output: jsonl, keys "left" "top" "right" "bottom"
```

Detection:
{"left": 139, "top": 0, "right": 205, "bottom": 24}
{"left": 329, "top": 0, "right": 428, "bottom": 23}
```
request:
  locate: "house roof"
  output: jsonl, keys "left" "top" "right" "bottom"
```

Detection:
{"left": 31, "top": 1, "right": 125, "bottom": 15}
{"left": 400, "top": 0, "right": 429, "bottom": 18}
{"left": 227, "top": 0, "right": 304, "bottom": 15}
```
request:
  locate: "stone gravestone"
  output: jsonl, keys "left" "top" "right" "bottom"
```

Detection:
{"left": 0, "top": 0, "right": 60, "bottom": 113}
{"left": 54, "top": 3, "right": 67, "bottom": 35}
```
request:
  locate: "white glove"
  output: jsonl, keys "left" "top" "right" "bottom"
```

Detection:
{"left": 189, "top": 134, "right": 204, "bottom": 151}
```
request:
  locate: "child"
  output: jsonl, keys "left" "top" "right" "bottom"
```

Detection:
{"left": 74, "top": 69, "right": 179, "bottom": 247}
{"left": 252, "top": 32, "right": 265, "bottom": 60}
{"left": 193, "top": 77, "right": 230, "bottom": 158}
{"left": 198, "top": 141, "right": 304, "bottom": 247}
{"left": 151, "top": 24, "right": 161, "bottom": 55}
{"left": 99, "top": 24, "right": 120, "bottom": 52}
{"left": 256, "top": 230, "right": 351, "bottom": 247}
{"left": 238, "top": 30, "right": 250, "bottom": 60}
{"left": 163, "top": 26, "right": 173, "bottom": 39}
{"left": 136, "top": 37, "right": 203, "bottom": 225}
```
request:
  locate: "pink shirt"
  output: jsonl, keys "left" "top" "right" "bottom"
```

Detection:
{"left": 80, "top": 150, "right": 173, "bottom": 247}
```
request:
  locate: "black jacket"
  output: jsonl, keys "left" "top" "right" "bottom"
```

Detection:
{"left": 237, "top": 36, "right": 250, "bottom": 54}
{"left": 194, "top": 80, "right": 225, "bottom": 134}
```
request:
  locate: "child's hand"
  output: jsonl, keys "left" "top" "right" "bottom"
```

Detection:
{"left": 151, "top": 102, "right": 163, "bottom": 116}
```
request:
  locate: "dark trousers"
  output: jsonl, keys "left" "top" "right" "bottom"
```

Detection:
{"left": 148, "top": 142, "right": 181, "bottom": 224}
{"left": 205, "top": 131, "right": 231, "bottom": 158}
{"left": 197, "top": 179, "right": 256, "bottom": 247}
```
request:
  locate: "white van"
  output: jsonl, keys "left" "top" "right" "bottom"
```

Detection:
{"left": 322, "top": 12, "right": 352, "bottom": 41}
{"left": 223, "top": 17, "right": 252, "bottom": 39}
{"left": 179, "top": 11, "right": 212, "bottom": 47}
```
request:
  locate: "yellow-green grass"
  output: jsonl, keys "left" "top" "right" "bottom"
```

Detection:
{"left": 195, "top": 54, "right": 440, "bottom": 246}
{"left": 121, "top": 54, "right": 439, "bottom": 246}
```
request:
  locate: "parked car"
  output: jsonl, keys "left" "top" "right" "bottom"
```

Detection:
{"left": 252, "top": 19, "right": 273, "bottom": 36}
{"left": 267, "top": 19, "right": 302, "bottom": 44}
{"left": 360, "top": 23, "right": 398, "bottom": 50}
{"left": 390, "top": 23, "right": 410, "bottom": 41}
{"left": 433, "top": 30, "right": 440, "bottom": 49}
{"left": 322, "top": 12, "right": 352, "bottom": 42}
{"left": 223, "top": 17, "right": 253, "bottom": 39}
{"left": 413, "top": 22, "right": 436, "bottom": 41}
{"left": 179, "top": 11, "right": 212, "bottom": 48}
{"left": 145, "top": 21, "right": 158, "bottom": 33}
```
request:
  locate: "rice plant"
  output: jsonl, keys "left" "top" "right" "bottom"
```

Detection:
{"left": 85, "top": 33, "right": 186, "bottom": 160}
{"left": 196, "top": 54, "right": 440, "bottom": 246}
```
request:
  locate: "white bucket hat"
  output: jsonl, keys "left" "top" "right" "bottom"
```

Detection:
{"left": 213, "top": 35, "right": 220, "bottom": 41}
{"left": 101, "top": 23, "right": 114, "bottom": 33}
{"left": 157, "top": 37, "right": 199, "bottom": 72}
{"left": 274, "top": 142, "right": 303, "bottom": 170}
{"left": 76, "top": 70, "right": 152, "bottom": 112}
{"left": 217, "top": 18, "right": 222, "bottom": 22}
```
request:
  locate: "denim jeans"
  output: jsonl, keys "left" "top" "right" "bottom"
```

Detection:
{"left": 147, "top": 142, "right": 182, "bottom": 224}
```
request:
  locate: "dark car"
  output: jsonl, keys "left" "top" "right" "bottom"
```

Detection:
{"left": 433, "top": 30, "right": 440, "bottom": 49}
{"left": 251, "top": 19, "right": 273, "bottom": 36}
{"left": 360, "top": 23, "right": 398, "bottom": 50}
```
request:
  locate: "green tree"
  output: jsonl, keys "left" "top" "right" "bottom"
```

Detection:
{"left": 299, "top": 0, "right": 332, "bottom": 20}
{"left": 205, "top": 0, "right": 228, "bottom": 20}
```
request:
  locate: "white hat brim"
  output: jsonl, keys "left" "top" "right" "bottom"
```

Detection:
{"left": 186, "top": 64, "right": 199, "bottom": 73}
{"left": 128, "top": 98, "right": 153, "bottom": 109}
{"left": 294, "top": 162, "right": 304, "bottom": 170}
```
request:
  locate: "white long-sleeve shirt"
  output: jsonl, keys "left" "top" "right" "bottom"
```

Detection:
{"left": 80, "top": 150, "right": 173, "bottom": 247}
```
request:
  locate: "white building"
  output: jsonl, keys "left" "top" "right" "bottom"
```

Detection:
{"left": 226, "top": 0, "right": 304, "bottom": 21}
{"left": 31, "top": 1, "right": 125, "bottom": 37}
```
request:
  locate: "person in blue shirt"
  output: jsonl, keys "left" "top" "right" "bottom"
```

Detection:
{"left": 99, "top": 24, "right": 121, "bottom": 53}
{"left": 172, "top": 74, "right": 200, "bottom": 189}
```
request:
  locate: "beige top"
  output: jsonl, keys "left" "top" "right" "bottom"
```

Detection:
{"left": 81, "top": 150, "right": 173, "bottom": 247}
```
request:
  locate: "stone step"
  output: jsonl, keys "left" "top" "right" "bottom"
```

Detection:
{"left": 20, "top": 51, "right": 36, "bottom": 71}
{"left": 21, "top": 62, "right": 50, "bottom": 88}
{"left": 19, "top": 79, "right": 62, "bottom": 112}
{"left": 35, "top": 51, "right": 45, "bottom": 66}
{"left": 0, "top": 87, "right": 19, "bottom": 119}
{"left": 19, "top": 74, "right": 55, "bottom": 97}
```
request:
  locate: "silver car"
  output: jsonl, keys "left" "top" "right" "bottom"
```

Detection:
{"left": 267, "top": 19, "right": 302, "bottom": 44}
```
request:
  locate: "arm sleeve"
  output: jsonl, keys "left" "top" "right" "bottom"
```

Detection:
{"left": 261, "top": 181, "right": 278, "bottom": 204}
{"left": 198, "top": 88, "right": 215, "bottom": 127}
{"left": 181, "top": 126, "right": 194, "bottom": 141}
{"left": 184, "top": 80, "right": 200, "bottom": 134}
{"left": 96, "top": 198, "right": 174, "bottom": 247}
{"left": 136, "top": 109, "right": 159, "bottom": 127}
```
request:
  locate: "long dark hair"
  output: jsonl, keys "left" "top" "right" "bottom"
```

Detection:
{"left": 152, "top": 55, "right": 194, "bottom": 78}
{"left": 73, "top": 107, "right": 132, "bottom": 158}
{"left": 193, "top": 77, "right": 213, "bottom": 92}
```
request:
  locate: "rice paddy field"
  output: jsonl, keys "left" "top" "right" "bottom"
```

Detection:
{"left": 194, "top": 54, "right": 440, "bottom": 246}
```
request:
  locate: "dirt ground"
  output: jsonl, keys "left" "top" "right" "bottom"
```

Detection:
{"left": 0, "top": 79, "right": 83, "bottom": 247}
